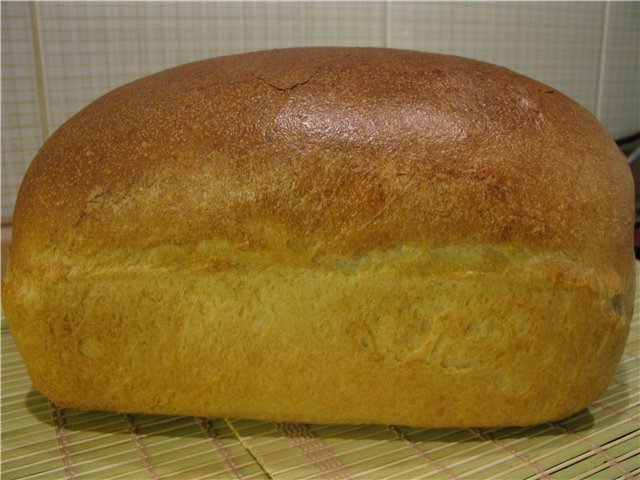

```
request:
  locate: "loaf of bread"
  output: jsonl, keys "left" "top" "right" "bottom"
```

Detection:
{"left": 3, "top": 47, "right": 635, "bottom": 427}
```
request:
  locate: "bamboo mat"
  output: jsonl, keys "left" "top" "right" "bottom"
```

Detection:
{"left": 2, "top": 273, "right": 639, "bottom": 479}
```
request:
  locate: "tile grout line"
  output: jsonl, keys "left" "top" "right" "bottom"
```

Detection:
{"left": 28, "top": 2, "right": 50, "bottom": 141}
{"left": 595, "top": 0, "right": 611, "bottom": 120}
{"left": 384, "top": 0, "right": 391, "bottom": 48}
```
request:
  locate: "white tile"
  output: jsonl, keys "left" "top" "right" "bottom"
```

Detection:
{"left": 36, "top": 1, "right": 386, "bottom": 137}
{"left": 598, "top": 2, "right": 640, "bottom": 139}
{"left": 389, "top": 1, "right": 605, "bottom": 115}
{"left": 1, "top": 2, "right": 44, "bottom": 221}
{"left": 37, "top": 1, "right": 247, "bottom": 135}
{"left": 241, "top": 2, "right": 386, "bottom": 51}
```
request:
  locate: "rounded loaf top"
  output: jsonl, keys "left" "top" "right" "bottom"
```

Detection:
{"left": 9, "top": 47, "right": 635, "bottom": 287}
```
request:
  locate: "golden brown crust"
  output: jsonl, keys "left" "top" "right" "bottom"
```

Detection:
{"left": 10, "top": 48, "right": 634, "bottom": 276}
{"left": 3, "top": 47, "right": 635, "bottom": 427}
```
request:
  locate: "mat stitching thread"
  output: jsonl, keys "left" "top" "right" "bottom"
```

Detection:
{"left": 591, "top": 400, "right": 640, "bottom": 425}
{"left": 470, "top": 427, "right": 551, "bottom": 478}
{"left": 48, "top": 402, "right": 77, "bottom": 479}
{"left": 611, "top": 377, "right": 640, "bottom": 391}
{"left": 123, "top": 413, "right": 160, "bottom": 480}
{"left": 528, "top": 432, "right": 639, "bottom": 480}
{"left": 549, "top": 421, "right": 629, "bottom": 477}
{"left": 224, "top": 419, "right": 274, "bottom": 479}
{"left": 473, "top": 418, "right": 636, "bottom": 480}
{"left": 197, "top": 417, "right": 244, "bottom": 480}
{"left": 388, "top": 425, "right": 460, "bottom": 479}
{"left": 573, "top": 448, "right": 638, "bottom": 480}
{"left": 276, "top": 423, "right": 353, "bottom": 480}
{"left": 289, "top": 425, "right": 425, "bottom": 480}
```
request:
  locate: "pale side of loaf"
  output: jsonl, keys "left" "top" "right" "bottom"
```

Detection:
{"left": 3, "top": 47, "right": 635, "bottom": 427}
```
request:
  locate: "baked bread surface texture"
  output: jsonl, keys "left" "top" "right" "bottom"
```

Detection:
{"left": 3, "top": 47, "right": 635, "bottom": 427}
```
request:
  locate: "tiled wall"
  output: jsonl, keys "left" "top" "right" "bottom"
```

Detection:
{"left": 2, "top": 1, "right": 639, "bottom": 222}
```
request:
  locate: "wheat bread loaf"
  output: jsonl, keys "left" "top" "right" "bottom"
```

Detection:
{"left": 2, "top": 47, "right": 635, "bottom": 427}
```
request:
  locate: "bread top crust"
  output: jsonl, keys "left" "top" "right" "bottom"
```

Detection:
{"left": 9, "top": 47, "right": 634, "bottom": 286}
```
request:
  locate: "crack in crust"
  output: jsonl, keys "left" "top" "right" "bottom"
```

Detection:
{"left": 251, "top": 72, "right": 317, "bottom": 92}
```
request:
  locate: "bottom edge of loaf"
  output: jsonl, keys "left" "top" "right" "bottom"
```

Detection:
{"left": 43, "top": 395, "right": 596, "bottom": 429}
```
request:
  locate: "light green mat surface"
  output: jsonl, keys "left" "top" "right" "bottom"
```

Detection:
{"left": 2, "top": 267, "right": 639, "bottom": 479}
